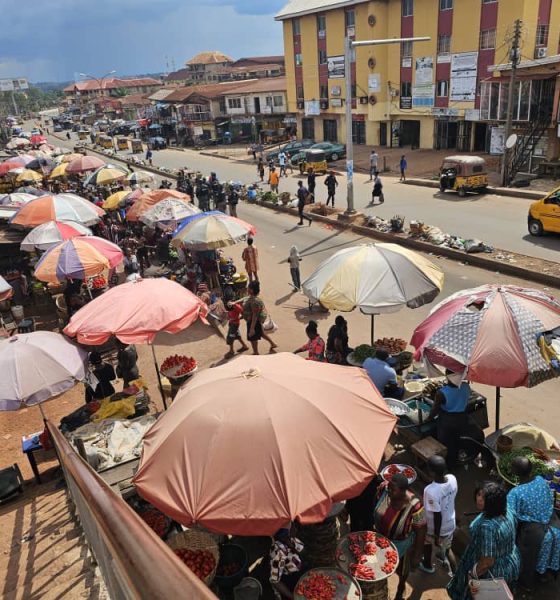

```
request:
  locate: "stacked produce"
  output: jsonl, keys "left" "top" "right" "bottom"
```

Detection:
{"left": 499, "top": 447, "right": 556, "bottom": 485}
{"left": 294, "top": 568, "right": 360, "bottom": 600}
{"left": 89, "top": 275, "right": 107, "bottom": 290}
{"left": 374, "top": 337, "right": 407, "bottom": 354}
{"left": 173, "top": 548, "right": 216, "bottom": 581}
{"left": 381, "top": 464, "right": 417, "bottom": 484}
{"left": 160, "top": 354, "right": 197, "bottom": 378}
{"left": 352, "top": 344, "right": 377, "bottom": 363}
{"left": 337, "top": 531, "right": 399, "bottom": 582}
{"left": 139, "top": 508, "right": 169, "bottom": 538}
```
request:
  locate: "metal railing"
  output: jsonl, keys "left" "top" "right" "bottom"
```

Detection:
{"left": 47, "top": 422, "right": 217, "bottom": 600}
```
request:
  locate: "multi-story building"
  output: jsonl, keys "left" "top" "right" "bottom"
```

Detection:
{"left": 63, "top": 77, "right": 161, "bottom": 109}
{"left": 276, "top": 0, "right": 560, "bottom": 160}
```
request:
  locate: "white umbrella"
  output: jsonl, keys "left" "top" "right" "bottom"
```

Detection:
{"left": 128, "top": 171, "right": 155, "bottom": 186}
{"left": 140, "top": 198, "right": 201, "bottom": 229}
{"left": 0, "top": 193, "right": 36, "bottom": 206}
{"left": 0, "top": 276, "right": 13, "bottom": 302}
{"left": 0, "top": 332, "right": 87, "bottom": 413}
{"left": 20, "top": 220, "right": 92, "bottom": 252}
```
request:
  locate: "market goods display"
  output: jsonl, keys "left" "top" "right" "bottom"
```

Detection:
{"left": 167, "top": 529, "right": 219, "bottom": 585}
{"left": 337, "top": 531, "right": 399, "bottom": 582}
{"left": 138, "top": 508, "right": 170, "bottom": 538}
{"left": 173, "top": 548, "right": 216, "bottom": 581}
{"left": 160, "top": 354, "right": 197, "bottom": 379}
{"left": 297, "top": 514, "right": 341, "bottom": 569}
{"left": 294, "top": 568, "right": 361, "bottom": 600}
{"left": 352, "top": 344, "right": 377, "bottom": 364}
{"left": 374, "top": 338, "right": 407, "bottom": 354}
{"left": 498, "top": 447, "right": 556, "bottom": 485}
{"left": 422, "top": 380, "right": 443, "bottom": 400}
{"left": 88, "top": 275, "right": 107, "bottom": 290}
{"left": 380, "top": 464, "right": 417, "bottom": 485}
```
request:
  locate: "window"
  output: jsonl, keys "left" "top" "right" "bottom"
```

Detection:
{"left": 320, "top": 85, "right": 328, "bottom": 99}
{"left": 437, "top": 34, "right": 451, "bottom": 55}
{"left": 273, "top": 95, "right": 284, "bottom": 107}
{"left": 319, "top": 49, "right": 327, "bottom": 65}
{"left": 482, "top": 0, "right": 497, "bottom": 3}
{"left": 345, "top": 10, "right": 355, "bottom": 28}
{"left": 479, "top": 29, "right": 496, "bottom": 50}
{"left": 440, "top": 0, "right": 452, "bottom": 9}
{"left": 401, "top": 81, "right": 412, "bottom": 97}
{"left": 323, "top": 119, "right": 338, "bottom": 142}
{"left": 317, "top": 14, "right": 326, "bottom": 36}
{"left": 227, "top": 98, "right": 241, "bottom": 109}
{"left": 295, "top": 53, "right": 303, "bottom": 66}
{"left": 437, "top": 80, "right": 449, "bottom": 97}
{"left": 292, "top": 19, "right": 300, "bottom": 35}
{"left": 401, "top": 40, "right": 413, "bottom": 57}
{"left": 536, "top": 24, "right": 549, "bottom": 47}
{"left": 296, "top": 86, "right": 304, "bottom": 99}
{"left": 265, "top": 96, "right": 273, "bottom": 107}
{"left": 402, "top": 0, "right": 413, "bottom": 17}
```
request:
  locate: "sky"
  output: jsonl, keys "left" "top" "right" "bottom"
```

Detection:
{"left": 0, "top": 0, "right": 286, "bottom": 83}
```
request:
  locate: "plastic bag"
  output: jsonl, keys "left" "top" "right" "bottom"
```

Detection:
{"left": 91, "top": 397, "right": 136, "bottom": 423}
{"left": 464, "top": 239, "right": 485, "bottom": 254}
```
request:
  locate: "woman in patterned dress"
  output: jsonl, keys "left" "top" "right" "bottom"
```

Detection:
{"left": 293, "top": 321, "right": 325, "bottom": 361}
{"left": 448, "top": 481, "right": 520, "bottom": 600}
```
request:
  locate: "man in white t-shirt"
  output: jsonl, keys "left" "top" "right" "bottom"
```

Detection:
{"left": 420, "top": 455, "right": 458, "bottom": 574}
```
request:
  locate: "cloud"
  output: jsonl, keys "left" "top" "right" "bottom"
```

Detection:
{"left": 0, "top": 0, "right": 285, "bottom": 81}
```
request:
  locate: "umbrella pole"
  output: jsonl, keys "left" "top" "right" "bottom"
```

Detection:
{"left": 371, "top": 314, "right": 375, "bottom": 345}
{"left": 39, "top": 403, "right": 47, "bottom": 423}
{"left": 495, "top": 387, "right": 501, "bottom": 431}
{"left": 151, "top": 344, "right": 167, "bottom": 410}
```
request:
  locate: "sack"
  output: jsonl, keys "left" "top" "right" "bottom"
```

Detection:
{"left": 469, "top": 567, "right": 513, "bottom": 600}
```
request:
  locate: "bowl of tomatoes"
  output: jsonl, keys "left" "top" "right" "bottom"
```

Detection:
{"left": 336, "top": 531, "right": 399, "bottom": 583}
{"left": 160, "top": 354, "right": 198, "bottom": 384}
{"left": 294, "top": 567, "right": 361, "bottom": 600}
{"left": 167, "top": 529, "right": 219, "bottom": 585}
{"left": 380, "top": 463, "right": 417, "bottom": 485}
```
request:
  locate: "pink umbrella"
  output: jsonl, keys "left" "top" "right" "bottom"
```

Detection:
{"left": 0, "top": 158, "right": 27, "bottom": 176}
{"left": 133, "top": 353, "right": 397, "bottom": 536}
{"left": 411, "top": 285, "right": 560, "bottom": 428}
{"left": 30, "top": 134, "right": 47, "bottom": 145}
{"left": 66, "top": 155, "right": 106, "bottom": 174}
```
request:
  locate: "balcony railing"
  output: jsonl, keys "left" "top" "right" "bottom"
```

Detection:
{"left": 181, "top": 112, "right": 212, "bottom": 122}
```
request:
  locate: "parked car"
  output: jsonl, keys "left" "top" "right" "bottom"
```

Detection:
{"left": 311, "top": 142, "right": 346, "bottom": 162}
{"left": 266, "top": 139, "right": 315, "bottom": 161}
{"left": 528, "top": 186, "right": 560, "bottom": 236}
{"left": 148, "top": 136, "right": 167, "bottom": 150}
{"left": 53, "top": 124, "right": 63, "bottom": 132}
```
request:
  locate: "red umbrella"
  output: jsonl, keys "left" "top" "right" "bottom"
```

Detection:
{"left": 0, "top": 158, "right": 27, "bottom": 176}
{"left": 66, "top": 155, "right": 106, "bottom": 174}
{"left": 30, "top": 135, "right": 47, "bottom": 145}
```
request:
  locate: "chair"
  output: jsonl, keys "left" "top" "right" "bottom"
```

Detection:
{"left": 0, "top": 464, "right": 24, "bottom": 501}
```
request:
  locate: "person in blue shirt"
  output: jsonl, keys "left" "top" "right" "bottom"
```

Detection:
{"left": 507, "top": 456, "right": 559, "bottom": 589}
{"left": 363, "top": 349, "right": 402, "bottom": 398}
{"left": 428, "top": 371, "right": 471, "bottom": 468}
{"left": 399, "top": 155, "right": 407, "bottom": 182}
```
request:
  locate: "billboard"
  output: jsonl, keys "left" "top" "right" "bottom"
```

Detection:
{"left": 327, "top": 55, "right": 345, "bottom": 79}
{"left": 450, "top": 52, "right": 478, "bottom": 102}
{"left": 0, "top": 78, "right": 29, "bottom": 92}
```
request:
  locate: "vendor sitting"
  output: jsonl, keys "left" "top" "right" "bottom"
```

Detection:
{"left": 363, "top": 349, "right": 403, "bottom": 398}
{"left": 269, "top": 525, "right": 305, "bottom": 599}
{"left": 85, "top": 352, "right": 116, "bottom": 403}
{"left": 428, "top": 371, "right": 470, "bottom": 468}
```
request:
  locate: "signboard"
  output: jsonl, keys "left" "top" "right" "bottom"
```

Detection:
{"left": 368, "top": 74, "right": 381, "bottom": 93}
{"left": 331, "top": 86, "right": 341, "bottom": 97}
{"left": 432, "top": 107, "right": 459, "bottom": 117}
{"left": 450, "top": 51, "right": 478, "bottom": 102}
{"left": 304, "top": 100, "right": 320, "bottom": 116}
{"left": 412, "top": 84, "right": 435, "bottom": 107}
{"left": 400, "top": 96, "right": 412, "bottom": 110}
{"left": 415, "top": 56, "right": 433, "bottom": 85}
{"left": 401, "top": 58, "right": 412, "bottom": 68}
{"left": 193, "top": 126, "right": 203, "bottom": 136}
{"left": 331, "top": 98, "right": 343, "bottom": 107}
{"left": 490, "top": 126, "right": 505, "bottom": 155}
{"left": 283, "top": 116, "right": 297, "bottom": 124}
{"left": 437, "top": 54, "right": 451, "bottom": 64}
{"left": 327, "top": 56, "right": 345, "bottom": 79}
{"left": 0, "top": 78, "right": 29, "bottom": 92}
{"left": 465, "top": 108, "right": 480, "bottom": 121}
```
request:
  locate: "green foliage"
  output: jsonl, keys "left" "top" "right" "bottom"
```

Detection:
{"left": 0, "top": 85, "right": 63, "bottom": 115}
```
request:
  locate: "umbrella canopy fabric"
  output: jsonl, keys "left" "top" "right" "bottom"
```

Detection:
{"left": 171, "top": 212, "right": 256, "bottom": 250}
{"left": 15, "top": 169, "right": 43, "bottom": 184}
{"left": 21, "top": 220, "right": 92, "bottom": 252}
{"left": 0, "top": 158, "right": 28, "bottom": 176}
{"left": 0, "top": 276, "right": 13, "bottom": 302}
{"left": 133, "top": 353, "right": 397, "bottom": 535}
{"left": 126, "top": 189, "right": 191, "bottom": 221}
{"left": 66, "top": 155, "right": 106, "bottom": 174}
{"left": 34, "top": 236, "right": 123, "bottom": 283}
{"left": 64, "top": 277, "right": 208, "bottom": 344}
{"left": 102, "top": 190, "right": 131, "bottom": 210}
{"left": 84, "top": 166, "right": 128, "bottom": 187}
{"left": 410, "top": 285, "right": 560, "bottom": 389}
{"left": 30, "top": 134, "right": 47, "bottom": 145}
{"left": 15, "top": 186, "right": 48, "bottom": 196}
{"left": 49, "top": 163, "right": 69, "bottom": 179}
{"left": 0, "top": 332, "right": 87, "bottom": 411}
{"left": 0, "top": 193, "right": 36, "bottom": 207}
{"left": 302, "top": 243, "right": 444, "bottom": 314}
{"left": 6, "top": 138, "right": 29, "bottom": 150}
{"left": 58, "top": 152, "right": 84, "bottom": 164}
{"left": 26, "top": 158, "right": 55, "bottom": 173}
{"left": 141, "top": 198, "right": 201, "bottom": 228}
{"left": 128, "top": 171, "right": 155, "bottom": 186}
{"left": 10, "top": 194, "right": 104, "bottom": 227}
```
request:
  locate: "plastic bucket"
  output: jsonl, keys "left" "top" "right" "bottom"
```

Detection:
{"left": 11, "top": 305, "right": 24, "bottom": 320}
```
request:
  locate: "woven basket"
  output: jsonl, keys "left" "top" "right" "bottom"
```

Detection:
{"left": 167, "top": 529, "right": 219, "bottom": 586}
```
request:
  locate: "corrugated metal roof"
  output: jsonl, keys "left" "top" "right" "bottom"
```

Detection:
{"left": 148, "top": 88, "right": 178, "bottom": 102}
{"left": 275, "top": 0, "right": 367, "bottom": 20}
{"left": 222, "top": 77, "right": 287, "bottom": 95}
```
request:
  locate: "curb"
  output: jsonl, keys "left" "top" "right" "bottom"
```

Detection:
{"left": 404, "top": 178, "right": 545, "bottom": 200}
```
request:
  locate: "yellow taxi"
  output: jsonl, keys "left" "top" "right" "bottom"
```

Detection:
{"left": 528, "top": 186, "right": 560, "bottom": 236}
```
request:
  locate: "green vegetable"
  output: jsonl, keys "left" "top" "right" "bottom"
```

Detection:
{"left": 353, "top": 344, "right": 377, "bottom": 363}
{"left": 498, "top": 447, "right": 554, "bottom": 485}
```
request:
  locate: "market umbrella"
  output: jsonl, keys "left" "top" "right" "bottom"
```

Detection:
{"left": 84, "top": 166, "right": 128, "bottom": 187}
{"left": 0, "top": 332, "right": 87, "bottom": 414}
{"left": 64, "top": 278, "right": 209, "bottom": 406}
{"left": 140, "top": 198, "right": 201, "bottom": 229}
{"left": 15, "top": 186, "right": 49, "bottom": 196}
{"left": 6, "top": 138, "right": 29, "bottom": 150}
{"left": 10, "top": 193, "right": 104, "bottom": 227}
{"left": 102, "top": 190, "right": 131, "bottom": 210}
{"left": 49, "top": 162, "right": 69, "bottom": 179}
{"left": 58, "top": 152, "right": 84, "bottom": 164}
{"left": 302, "top": 243, "right": 444, "bottom": 342}
{"left": 15, "top": 169, "right": 43, "bottom": 184}
{"left": 133, "top": 353, "right": 397, "bottom": 535}
{"left": 0, "top": 276, "right": 13, "bottom": 302}
{"left": 127, "top": 171, "right": 155, "bottom": 186}
{"left": 0, "top": 193, "right": 35, "bottom": 206}
{"left": 410, "top": 285, "right": 560, "bottom": 429}
{"left": 171, "top": 212, "right": 256, "bottom": 250}
{"left": 21, "top": 220, "right": 92, "bottom": 252}
{"left": 66, "top": 155, "right": 106, "bottom": 174}
{"left": 126, "top": 189, "right": 191, "bottom": 221}
{"left": 0, "top": 158, "right": 28, "bottom": 176}
{"left": 30, "top": 134, "right": 47, "bottom": 145}
{"left": 34, "top": 236, "right": 123, "bottom": 284}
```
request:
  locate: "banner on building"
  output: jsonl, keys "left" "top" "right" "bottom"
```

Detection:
{"left": 450, "top": 52, "right": 478, "bottom": 102}
{"left": 415, "top": 56, "right": 433, "bottom": 85}
{"left": 0, "top": 78, "right": 29, "bottom": 92}
{"left": 490, "top": 126, "right": 505, "bottom": 155}
{"left": 412, "top": 84, "right": 435, "bottom": 107}
{"left": 368, "top": 74, "right": 381, "bottom": 93}
{"left": 327, "top": 56, "right": 345, "bottom": 79}
{"left": 304, "top": 100, "right": 320, "bottom": 116}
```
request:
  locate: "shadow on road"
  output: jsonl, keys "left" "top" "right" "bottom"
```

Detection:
{"left": 521, "top": 233, "right": 560, "bottom": 251}
{"left": 433, "top": 190, "right": 488, "bottom": 203}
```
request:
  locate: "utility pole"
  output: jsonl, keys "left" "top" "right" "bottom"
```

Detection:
{"left": 501, "top": 19, "right": 522, "bottom": 187}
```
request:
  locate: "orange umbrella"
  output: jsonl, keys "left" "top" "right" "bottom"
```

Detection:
{"left": 133, "top": 353, "right": 397, "bottom": 536}
{"left": 126, "top": 189, "right": 191, "bottom": 221}
{"left": 66, "top": 155, "right": 106, "bottom": 174}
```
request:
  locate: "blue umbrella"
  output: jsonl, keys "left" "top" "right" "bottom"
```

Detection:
{"left": 173, "top": 211, "right": 222, "bottom": 235}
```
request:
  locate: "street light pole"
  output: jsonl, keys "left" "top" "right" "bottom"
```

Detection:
{"left": 343, "top": 36, "right": 430, "bottom": 215}
{"left": 79, "top": 70, "right": 116, "bottom": 114}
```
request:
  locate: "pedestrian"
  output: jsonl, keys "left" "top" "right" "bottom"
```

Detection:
{"left": 225, "top": 300, "right": 249, "bottom": 358}
{"left": 257, "top": 158, "right": 265, "bottom": 182}
{"left": 227, "top": 184, "right": 239, "bottom": 218}
{"left": 296, "top": 180, "right": 312, "bottom": 226}
{"left": 241, "top": 237, "right": 259, "bottom": 282}
{"left": 307, "top": 168, "right": 316, "bottom": 203}
{"left": 369, "top": 149, "right": 379, "bottom": 180}
{"left": 421, "top": 455, "right": 458, "bottom": 575}
{"left": 85, "top": 351, "right": 116, "bottom": 403}
{"left": 123, "top": 247, "right": 139, "bottom": 275}
{"left": 66, "top": 131, "right": 71, "bottom": 141}
{"left": 326, "top": 316, "right": 351, "bottom": 364}
{"left": 146, "top": 147, "right": 153, "bottom": 166}
{"left": 294, "top": 320, "right": 326, "bottom": 361}
{"left": 278, "top": 151, "right": 287, "bottom": 177}
{"left": 195, "top": 177, "right": 210, "bottom": 211}
{"left": 288, "top": 245, "right": 302, "bottom": 291}
{"left": 371, "top": 172, "right": 384, "bottom": 204}
{"left": 116, "top": 340, "right": 140, "bottom": 388}
{"left": 286, "top": 155, "right": 294, "bottom": 174}
{"left": 269, "top": 167, "right": 280, "bottom": 193}
{"left": 324, "top": 171, "right": 338, "bottom": 207}
{"left": 399, "top": 154, "right": 407, "bottom": 182}
{"left": 242, "top": 280, "right": 277, "bottom": 355}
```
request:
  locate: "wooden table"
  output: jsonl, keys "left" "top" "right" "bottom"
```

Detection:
{"left": 410, "top": 436, "right": 447, "bottom": 481}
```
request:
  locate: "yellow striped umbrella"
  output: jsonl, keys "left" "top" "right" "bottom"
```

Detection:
{"left": 16, "top": 169, "right": 43, "bottom": 184}
{"left": 103, "top": 191, "right": 131, "bottom": 210}
{"left": 85, "top": 167, "right": 128, "bottom": 187}
{"left": 49, "top": 163, "right": 69, "bottom": 179}
{"left": 58, "top": 153, "right": 84, "bottom": 164}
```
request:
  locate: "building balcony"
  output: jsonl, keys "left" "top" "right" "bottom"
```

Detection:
{"left": 181, "top": 112, "right": 212, "bottom": 122}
